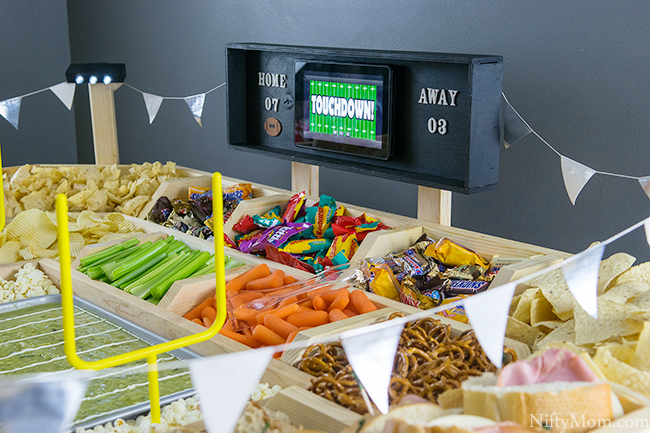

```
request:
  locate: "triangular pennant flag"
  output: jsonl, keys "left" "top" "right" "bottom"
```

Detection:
{"left": 560, "top": 156, "right": 596, "bottom": 205}
{"left": 185, "top": 94, "right": 206, "bottom": 127}
{"left": 645, "top": 219, "right": 650, "bottom": 249}
{"left": 189, "top": 348, "right": 274, "bottom": 433}
{"left": 49, "top": 82, "right": 76, "bottom": 110}
{"left": 0, "top": 96, "right": 22, "bottom": 129}
{"left": 142, "top": 92, "right": 164, "bottom": 124}
{"left": 0, "top": 371, "right": 91, "bottom": 433}
{"left": 503, "top": 96, "right": 532, "bottom": 148}
{"left": 341, "top": 321, "right": 403, "bottom": 414}
{"left": 464, "top": 282, "right": 516, "bottom": 368}
{"left": 561, "top": 244, "right": 605, "bottom": 318}
{"left": 638, "top": 177, "right": 650, "bottom": 200}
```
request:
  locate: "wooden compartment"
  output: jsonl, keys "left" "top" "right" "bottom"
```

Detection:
{"left": 137, "top": 174, "right": 290, "bottom": 219}
{"left": 222, "top": 193, "right": 417, "bottom": 272}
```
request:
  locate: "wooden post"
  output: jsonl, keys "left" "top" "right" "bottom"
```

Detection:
{"left": 291, "top": 162, "right": 319, "bottom": 196}
{"left": 417, "top": 186, "right": 452, "bottom": 226}
{"left": 88, "top": 83, "right": 121, "bottom": 164}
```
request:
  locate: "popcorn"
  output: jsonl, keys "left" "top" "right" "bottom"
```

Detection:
{"left": 0, "top": 263, "right": 59, "bottom": 304}
{"left": 251, "top": 382, "right": 283, "bottom": 401}
{"left": 75, "top": 396, "right": 203, "bottom": 433}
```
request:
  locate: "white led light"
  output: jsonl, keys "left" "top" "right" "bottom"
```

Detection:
{"left": 103, "top": 75, "right": 112, "bottom": 85}
{"left": 75, "top": 75, "right": 84, "bottom": 84}
{"left": 89, "top": 75, "right": 98, "bottom": 85}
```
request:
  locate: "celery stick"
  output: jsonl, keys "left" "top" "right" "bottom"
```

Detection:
{"left": 78, "top": 243, "right": 142, "bottom": 272}
{"left": 145, "top": 297, "right": 160, "bottom": 305}
{"left": 224, "top": 256, "right": 244, "bottom": 270}
{"left": 107, "top": 239, "right": 169, "bottom": 281}
{"left": 136, "top": 252, "right": 202, "bottom": 300}
{"left": 124, "top": 252, "right": 186, "bottom": 293}
{"left": 80, "top": 244, "right": 145, "bottom": 276}
{"left": 100, "top": 241, "right": 155, "bottom": 278}
{"left": 79, "top": 238, "right": 139, "bottom": 267}
{"left": 111, "top": 253, "right": 167, "bottom": 289}
{"left": 128, "top": 253, "right": 190, "bottom": 298}
{"left": 150, "top": 251, "right": 211, "bottom": 300}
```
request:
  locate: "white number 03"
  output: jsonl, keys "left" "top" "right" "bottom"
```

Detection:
{"left": 427, "top": 118, "right": 448, "bottom": 135}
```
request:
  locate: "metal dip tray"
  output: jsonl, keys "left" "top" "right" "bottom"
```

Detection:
{"left": 0, "top": 294, "right": 200, "bottom": 431}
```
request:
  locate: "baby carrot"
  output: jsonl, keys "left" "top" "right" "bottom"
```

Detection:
{"left": 312, "top": 296, "right": 327, "bottom": 311}
{"left": 242, "top": 327, "right": 254, "bottom": 337}
{"left": 278, "top": 295, "right": 298, "bottom": 308}
{"left": 329, "top": 309, "right": 348, "bottom": 322}
{"left": 306, "top": 285, "right": 332, "bottom": 298}
{"left": 192, "top": 318, "right": 203, "bottom": 326}
{"left": 350, "top": 290, "right": 377, "bottom": 314}
{"left": 264, "top": 314, "right": 299, "bottom": 339}
{"left": 342, "top": 308, "right": 358, "bottom": 317}
{"left": 203, "top": 317, "right": 213, "bottom": 328}
{"left": 283, "top": 275, "right": 298, "bottom": 285}
{"left": 219, "top": 328, "right": 263, "bottom": 348}
{"left": 286, "top": 310, "right": 329, "bottom": 327}
{"left": 232, "top": 307, "right": 259, "bottom": 323}
{"left": 201, "top": 306, "right": 217, "bottom": 323}
{"left": 255, "top": 308, "right": 278, "bottom": 324}
{"left": 245, "top": 270, "right": 284, "bottom": 291}
{"left": 328, "top": 292, "right": 350, "bottom": 312}
{"left": 320, "top": 288, "right": 349, "bottom": 304}
{"left": 253, "top": 325, "right": 286, "bottom": 346}
{"left": 226, "top": 264, "right": 271, "bottom": 293}
{"left": 223, "top": 319, "right": 234, "bottom": 331}
{"left": 286, "top": 330, "right": 299, "bottom": 344}
{"left": 183, "top": 297, "right": 215, "bottom": 321}
{"left": 299, "top": 306, "right": 314, "bottom": 313}
{"left": 299, "top": 298, "right": 314, "bottom": 309}
{"left": 230, "top": 291, "right": 264, "bottom": 308}
{"left": 272, "top": 303, "right": 300, "bottom": 320}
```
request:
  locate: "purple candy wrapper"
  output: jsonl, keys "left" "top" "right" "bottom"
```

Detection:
{"left": 238, "top": 222, "right": 312, "bottom": 254}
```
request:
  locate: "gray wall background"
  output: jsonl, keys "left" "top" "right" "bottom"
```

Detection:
{"left": 0, "top": 0, "right": 76, "bottom": 166}
{"left": 6, "top": 1, "right": 650, "bottom": 261}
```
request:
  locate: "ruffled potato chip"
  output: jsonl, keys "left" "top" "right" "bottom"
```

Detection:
{"left": 69, "top": 233, "right": 85, "bottom": 257}
{"left": 0, "top": 241, "right": 21, "bottom": 263}
{"left": 6, "top": 209, "right": 57, "bottom": 249}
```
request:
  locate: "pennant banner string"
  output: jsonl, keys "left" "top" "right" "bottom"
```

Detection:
{"left": 503, "top": 93, "right": 643, "bottom": 181}
{"left": 123, "top": 82, "right": 225, "bottom": 100}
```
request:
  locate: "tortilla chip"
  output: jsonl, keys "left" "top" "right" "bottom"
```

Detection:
{"left": 630, "top": 291, "right": 650, "bottom": 310}
{"left": 607, "top": 262, "right": 650, "bottom": 292}
{"left": 506, "top": 317, "right": 544, "bottom": 347}
{"left": 527, "top": 268, "right": 576, "bottom": 321}
{"left": 509, "top": 294, "right": 522, "bottom": 317}
{"left": 574, "top": 300, "right": 644, "bottom": 345}
{"left": 632, "top": 322, "right": 650, "bottom": 371}
{"left": 530, "top": 296, "right": 560, "bottom": 326}
{"left": 593, "top": 348, "right": 650, "bottom": 395}
{"left": 600, "top": 281, "right": 650, "bottom": 304}
{"left": 534, "top": 319, "right": 576, "bottom": 350}
{"left": 533, "top": 320, "right": 564, "bottom": 331}
{"left": 512, "top": 288, "right": 539, "bottom": 324}
{"left": 598, "top": 252, "right": 636, "bottom": 295}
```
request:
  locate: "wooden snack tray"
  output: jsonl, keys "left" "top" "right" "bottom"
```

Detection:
{"left": 137, "top": 173, "right": 290, "bottom": 219}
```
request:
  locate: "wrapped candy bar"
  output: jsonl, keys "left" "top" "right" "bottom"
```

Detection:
{"left": 232, "top": 194, "right": 387, "bottom": 273}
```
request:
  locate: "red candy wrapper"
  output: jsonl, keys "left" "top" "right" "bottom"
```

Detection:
{"left": 283, "top": 191, "right": 306, "bottom": 223}
{"left": 224, "top": 234, "right": 237, "bottom": 248}
{"left": 233, "top": 214, "right": 259, "bottom": 234}
{"left": 264, "top": 245, "right": 316, "bottom": 273}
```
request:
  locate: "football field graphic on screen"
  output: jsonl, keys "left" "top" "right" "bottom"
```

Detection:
{"left": 304, "top": 74, "right": 383, "bottom": 149}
